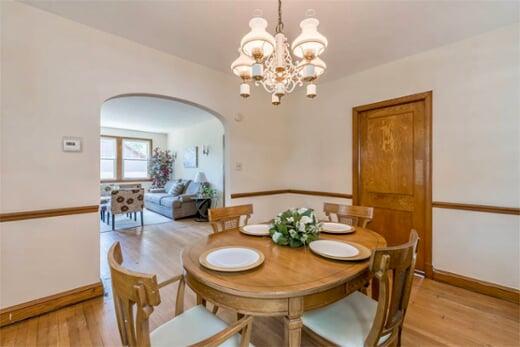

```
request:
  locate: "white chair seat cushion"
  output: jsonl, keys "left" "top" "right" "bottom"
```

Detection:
{"left": 151, "top": 305, "right": 253, "bottom": 347}
{"left": 302, "top": 291, "right": 389, "bottom": 347}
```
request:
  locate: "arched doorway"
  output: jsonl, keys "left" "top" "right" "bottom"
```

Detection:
{"left": 98, "top": 94, "right": 226, "bottom": 232}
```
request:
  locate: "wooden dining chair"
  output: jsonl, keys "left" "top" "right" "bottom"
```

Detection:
{"left": 302, "top": 230, "right": 419, "bottom": 347}
{"left": 208, "top": 204, "right": 253, "bottom": 233}
{"left": 323, "top": 203, "right": 374, "bottom": 228}
{"left": 108, "top": 242, "right": 254, "bottom": 347}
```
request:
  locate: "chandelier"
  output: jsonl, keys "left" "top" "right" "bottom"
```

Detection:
{"left": 231, "top": 0, "right": 328, "bottom": 105}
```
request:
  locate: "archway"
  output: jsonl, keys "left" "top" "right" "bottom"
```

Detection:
{"left": 98, "top": 93, "right": 226, "bottom": 233}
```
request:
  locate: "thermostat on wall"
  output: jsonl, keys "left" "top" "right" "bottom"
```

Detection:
{"left": 62, "top": 137, "right": 82, "bottom": 152}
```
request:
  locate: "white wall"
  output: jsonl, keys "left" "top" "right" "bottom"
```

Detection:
{"left": 1, "top": 1, "right": 518, "bottom": 310}
{"left": 283, "top": 24, "right": 520, "bottom": 289}
{"left": 100, "top": 127, "right": 168, "bottom": 150}
{"left": 168, "top": 118, "right": 225, "bottom": 206}
{"left": 0, "top": 2, "right": 290, "bottom": 308}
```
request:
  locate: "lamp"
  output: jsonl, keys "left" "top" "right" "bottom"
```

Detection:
{"left": 194, "top": 172, "right": 208, "bottom": 184}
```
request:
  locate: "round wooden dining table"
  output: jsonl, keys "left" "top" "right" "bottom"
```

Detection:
{"left": 182, "top": 227, "right": 386, "bottom": 347}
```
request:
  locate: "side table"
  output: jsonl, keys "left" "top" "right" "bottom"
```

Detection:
{"left": 194, "top": 197, "right": 212, "bottom": 222}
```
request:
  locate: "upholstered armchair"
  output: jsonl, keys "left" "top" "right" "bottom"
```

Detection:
{"left": 110, "top": 188, "right": 145, "bottom": 230}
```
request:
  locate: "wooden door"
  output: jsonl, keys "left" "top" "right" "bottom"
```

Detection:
{"left": 353, "top": 92, "right": 432, "bottom": 275}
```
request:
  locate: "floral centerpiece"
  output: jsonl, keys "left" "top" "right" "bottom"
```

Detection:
{"left": 269, "top": 208, "right": 321, "bottom": 248}
{"left": 149, "top": 147, "right": 174, "bottom": 188}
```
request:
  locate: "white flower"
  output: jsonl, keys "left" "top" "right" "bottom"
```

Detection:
{"left": 301, "top": 234, "right": 308, "bottom": 241}
{"left": 298, "top": 208, "right": 308, "bottom": 214}
{"left": 289, "top": 229, "right": 297, "bottom": 238}
{"left": 298, "top": 222, "right": 306, "bottom": 232}
{"left": 300, "top": 216, "right": 312, "bottom": 225}
{"left": 287, "top": 217, "right": 294, "bottom": 223}
{"left": 272, "top": 232, "right": 282, "bottom": 243}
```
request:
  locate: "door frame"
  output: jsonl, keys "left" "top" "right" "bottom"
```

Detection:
{"left": 352, "top": 91, "right": 433, "bottom": 278}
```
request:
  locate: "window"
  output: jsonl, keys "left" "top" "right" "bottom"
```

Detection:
{"left": 100, "top": 136, "right": 152, "bottom": 181}
{"left": 100, "top": 137, "right": 117, "bottom": 179}
{"left": 122, "top": 139, "right": 150, "bottom": 179}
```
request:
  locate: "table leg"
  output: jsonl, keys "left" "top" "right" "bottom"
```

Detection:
{"left": 284, "top": 297, "right": 303, "bottom": 347}
{"left": 284, "top": 316, "right": 303, "bottom": 347}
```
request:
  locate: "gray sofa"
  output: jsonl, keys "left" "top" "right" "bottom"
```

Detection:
{"left": 144, "top": 179, "right": 200, "bottom": 220}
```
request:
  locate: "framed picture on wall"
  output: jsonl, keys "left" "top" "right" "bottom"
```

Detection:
{"left": 183, "top": 146, "right": 198, "bottom": 168}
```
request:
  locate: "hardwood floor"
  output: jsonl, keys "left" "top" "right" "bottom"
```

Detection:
{"left": 1, "top": 220, "right": 519, "bottom": 346}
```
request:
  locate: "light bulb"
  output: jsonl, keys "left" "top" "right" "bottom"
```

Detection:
{"left": 272, "top": 94, "right": 281, "bottom": 105}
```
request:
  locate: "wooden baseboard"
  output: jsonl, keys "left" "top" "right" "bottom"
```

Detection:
{"left": 0, "top": 281, "right": 104, "bottom": 327}
{"left": 432, "top": 269, "right": 519, "bottom": 304}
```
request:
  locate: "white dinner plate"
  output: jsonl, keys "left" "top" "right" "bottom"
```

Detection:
{"left": 309, "top": 240, "right": 373, "bottom": 261}
{"left": 199, "top": 247, "right": 264, "bottom": 272}
{"left": 321, "top": 222, "right": 355, "bottom": 234}
{"left": 240, "top": 224, "right": 271, "bottom": 236}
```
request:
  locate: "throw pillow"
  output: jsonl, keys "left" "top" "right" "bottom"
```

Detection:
{"left": 168, "top": 182, "right": 185, "bottom": 196}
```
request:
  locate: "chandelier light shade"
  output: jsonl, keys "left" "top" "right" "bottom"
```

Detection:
{"left": 291, "top": 18, "right": 328, "bottom": 60}
{"left": 231, "top": 0, "right": 328, "bottom": 105}
{"left": 230, "top": 51, "right": 254, "bottom": 80}
{"left": 240, "top": 17, "right": 276, "bottom": 61}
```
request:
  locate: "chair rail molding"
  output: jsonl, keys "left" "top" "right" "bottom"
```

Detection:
{"left": 231, "top": 189, "right": 352, "bottom": 199}
{"left": 0, "top": 205, "right": 99, "bottom": 222}
{"left": 231, "top": 190, "right": 520, "bottom": 216}
{"left": 432, "top": 201, "right": 520, "bottom": 215}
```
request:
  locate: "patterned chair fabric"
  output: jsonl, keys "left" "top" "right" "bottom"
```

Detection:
{"left": 111, "top": 188, "right": 145, "bottom": 214}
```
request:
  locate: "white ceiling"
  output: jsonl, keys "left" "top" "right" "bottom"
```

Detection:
{"left": 100, "top": 96, "right": 216, "bottom": 133}
{"left": 24, "top": 0, "right": 519, "bottom": 82}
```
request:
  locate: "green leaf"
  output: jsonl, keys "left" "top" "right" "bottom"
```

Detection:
{"left": 289, "top": 238, "right": 303, "bottom": 248}
{"left": 277, "top": 236, "right": 289, "bottom": 245}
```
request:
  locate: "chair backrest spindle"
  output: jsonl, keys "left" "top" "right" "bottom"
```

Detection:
{"left": 208, "top": 204, "right": 253, "bottom": 233}
{"left": 323, "top": 203, "right": 374, "bottom": 228}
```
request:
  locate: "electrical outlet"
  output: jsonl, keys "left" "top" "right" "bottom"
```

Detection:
{"left": 235, "top": 162, "right": 243, "bottom": 171}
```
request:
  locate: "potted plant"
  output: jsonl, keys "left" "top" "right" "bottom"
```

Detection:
{"left": 269, "top": 208, "right": 321, "bottom": 248}
{"left": 199, "top": 185, "right": 217, "bottom": 200}
{"left": 149, "top": 147, "right": 173, "bottom": 188}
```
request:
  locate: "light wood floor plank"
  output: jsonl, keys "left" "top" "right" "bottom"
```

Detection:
{"left": 1, "top": 220, "right": 518, "bottom": 346}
